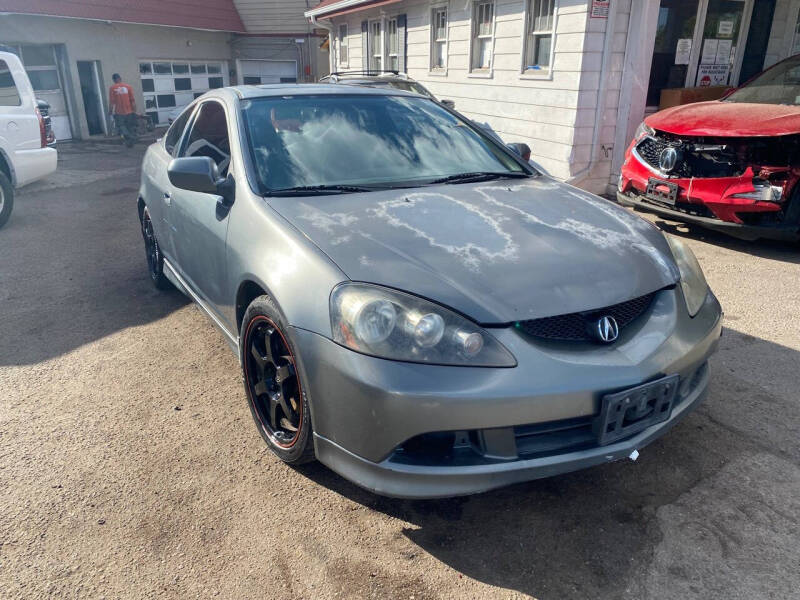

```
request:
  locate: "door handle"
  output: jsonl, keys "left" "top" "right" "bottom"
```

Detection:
{"left": 164, "top": 192, "right": 171, "bottom": 206}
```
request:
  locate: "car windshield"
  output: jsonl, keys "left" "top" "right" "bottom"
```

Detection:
{"left": 725, "top": 55, "right": 800, "bottom": 105}
{"left": 241, "top": 94, "right": 528, "bottom": 193}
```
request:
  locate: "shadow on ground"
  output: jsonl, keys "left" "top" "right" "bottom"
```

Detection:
{"left": 639, "top": 212, "right": 800, "bottom": 263}
{"left": 0, "top": 150, "right": 188, "bottom": 365}
{"left": 296, "top": 327, "right": 800, "bottom": 599}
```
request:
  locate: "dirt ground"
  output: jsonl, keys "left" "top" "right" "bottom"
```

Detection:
{"left": 1, "top": 142, "right": 799, "bottom": 600}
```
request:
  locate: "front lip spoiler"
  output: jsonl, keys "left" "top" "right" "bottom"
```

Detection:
{"left": 616, "top": 191, "right": 800, "bottom": 242}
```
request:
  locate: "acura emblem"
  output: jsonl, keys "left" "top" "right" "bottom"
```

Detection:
{"left": 658, "top": 146, "right": 679, "bottom": 172}
{"left": 595, "top": 316, "right": 619, "bottom": 343}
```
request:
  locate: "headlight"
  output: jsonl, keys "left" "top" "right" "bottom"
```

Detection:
{"left": 330, "top": 283, "right": 516, "bottom": 367}
{"left": 665, "top": 235, "right": 709, "bottom": 317}
{"left": 729, "top": 179, "right": 783, "bottom": 202}
{"left": 634, "top": 121, "right": 655, "bottom": 141}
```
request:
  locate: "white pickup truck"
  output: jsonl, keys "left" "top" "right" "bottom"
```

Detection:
{"left": 0, "top": 49, "right": 58, "bottom": 228}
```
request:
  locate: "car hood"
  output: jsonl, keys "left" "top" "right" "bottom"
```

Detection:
{"left": 268, "top": 178, "right": 679, "bottom": 323}
{"left": 646, "top": 101, "right": 800, "bottom": 137}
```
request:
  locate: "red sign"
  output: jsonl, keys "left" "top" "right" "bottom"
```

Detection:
{"left": 591, "top": 0, "right": 610, "bottom": 18}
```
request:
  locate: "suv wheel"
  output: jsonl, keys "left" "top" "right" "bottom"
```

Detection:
{"left": 0, "top": 172, "right": 14, "bottom": 229}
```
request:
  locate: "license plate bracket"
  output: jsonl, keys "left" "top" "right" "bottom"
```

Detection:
{"left": 645, "top": 178, "right": 679, "bottom": 205}
{"left": 594, "top": 375, "right": 679, "bottom": 446}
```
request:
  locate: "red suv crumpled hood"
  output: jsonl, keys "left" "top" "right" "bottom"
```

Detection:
{"left": 646, "top": 101, "right": 800, "bottom": 137}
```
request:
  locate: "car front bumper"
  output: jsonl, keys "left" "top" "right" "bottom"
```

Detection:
{"left": 290, "top": 286, "right": 722, "bottom": 498}
{"left": 616, "top": 191, "right": 800, "bottom": 242}
{"left": 618, "top": 142, "right": 800, "bottom": 241}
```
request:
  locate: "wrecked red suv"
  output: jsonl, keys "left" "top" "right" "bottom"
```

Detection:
{"left": 618, "top": 54, "right": 800, "bottom": 242}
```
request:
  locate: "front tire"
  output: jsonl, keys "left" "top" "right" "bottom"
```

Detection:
{"left": 0, "top": 171, "right": 14, "bottom": 229}
{"left": 140, "top": 205, "right": 171, "bottom": 290}
{"left": 240, "top": 295, "right": 315, "bottom": 464}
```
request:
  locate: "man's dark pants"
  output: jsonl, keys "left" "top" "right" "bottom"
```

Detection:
{"left": 114, "top": 113, "right": 137, "bottom": 147}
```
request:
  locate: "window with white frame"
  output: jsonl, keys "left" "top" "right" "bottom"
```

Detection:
{"left": 472, "top": 2, "right": 494, "bottom": 71}
{"left": 370, "top": 21, "right": 382, "bottom": 71}
{"left": 524, "top": 0, "right": 555, "bottom": 71}
{"left": 431, "top": 7, "right": 448, "bottom": 70}
{"left": 338, "top": 24, "right": 349, "bottom": 66}
{"left": 386, "top": 18, "right": 399, "bottom": 71}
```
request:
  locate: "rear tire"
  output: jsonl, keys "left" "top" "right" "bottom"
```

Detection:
{"left": 240, "top": 295, "right": 315, "bottom": 465}
{"left": 0, "top": 172, "right": 14, "bottom": 229}
{"left": 140, "top": 205, "right": 171, "bottom": 290}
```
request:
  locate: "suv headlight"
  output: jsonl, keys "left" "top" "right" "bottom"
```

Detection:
{"left": 330, "top": 283, "right": 516, "bottom": 367}
{"left": 665, "top": 235, "right": 709, "bottom": 317}
{"left": 634, "top": 121, "right": 655, "bottom": 141}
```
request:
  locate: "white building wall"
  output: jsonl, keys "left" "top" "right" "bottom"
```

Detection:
{"left": 0, "top": 14, "right": 234, "bottom": 139}
{"left": 233, "top": 0, "right": 311, "bottom": 34}
{"left": 332, "top": 0, "right": 604, "bottom": 184}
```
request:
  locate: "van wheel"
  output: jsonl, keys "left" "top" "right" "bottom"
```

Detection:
{"left": 0, "top": 172, "right": 14, "bottom": 229}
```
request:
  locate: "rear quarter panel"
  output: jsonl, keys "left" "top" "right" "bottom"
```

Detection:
{"left": 0, "top": 51, "right": 50, "bottom": 187}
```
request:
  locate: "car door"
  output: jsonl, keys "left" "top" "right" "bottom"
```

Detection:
{"left": 141, "top": 105, "right": 195, "bottom": 260}
{"left": 169, "top": 99, "right": 232, "bottom": 319}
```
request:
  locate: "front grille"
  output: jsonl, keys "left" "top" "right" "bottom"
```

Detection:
{"left": 636, "top": 136, "right": 669, "bottom": 170}
{"left": 517, "top": 292, "right": 656, "bottom": 342}
{"left": 636, "top": 133, "right": 742, "bottom": 178}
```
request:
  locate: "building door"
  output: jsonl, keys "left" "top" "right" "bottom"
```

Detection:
{"left": 645, "top": 0, "right": 753, "bottom": 109}
{"left": 77, "top": 61, "right": 106, "bottom": 136}
{"left": 237, "top": 60, "right": 297, "bottom": 85}
{"left": 646, "top": 0, "right": 701, "bottom": 107}
{"left": 4, "top": 43, "right": 72, "bottom": 139}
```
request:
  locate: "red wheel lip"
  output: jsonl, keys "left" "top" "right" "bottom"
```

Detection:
{"left": 243, "top": 315, "right": 303, "bottom": 449}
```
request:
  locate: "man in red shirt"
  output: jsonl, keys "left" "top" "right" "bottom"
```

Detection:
{"left": 108, "top": 73, "right": 137, "bottom": 147}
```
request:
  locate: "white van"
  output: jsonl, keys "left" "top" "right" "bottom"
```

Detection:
{"left": 0, "top": 50, "right": 58, "bottom": 228}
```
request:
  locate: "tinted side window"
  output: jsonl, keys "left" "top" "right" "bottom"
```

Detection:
{"left": 181, "top": 101, "right": 230, "bottom": 175}
{"left": 0, "top": 60, "right": 21, "bottom": 106}
{"left": 164, "top": 107, "right": 193, "bottom": 155}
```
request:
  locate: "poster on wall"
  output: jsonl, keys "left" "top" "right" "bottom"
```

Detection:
{"left": 701, "top": 39, "right": 719, "bottom": 64}
{"left": 715, "top": 39, "right": 732, "bottom": 65}
{"left": 590, "top": 0, "right": 609, "bottom": 18}
{"left": 696, "top": 63, "right": 730, "bottom": 87}
{"left": 675, "top": 39, "right": 692, "bottom": 65}
{"left": 718, "top": 20, "right": 734, "bottom": 37}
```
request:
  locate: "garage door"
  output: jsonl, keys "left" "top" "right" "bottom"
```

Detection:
{"left": 238, "top": 60, "right": 297, "bottom": 85}
{"left": 4, "top": 43, "right": 72, "bottom": 140}
{"left": 139, "top": 60, "right": 228, "bottom": 127}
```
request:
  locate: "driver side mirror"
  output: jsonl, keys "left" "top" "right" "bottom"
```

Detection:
{"left": 506, "top": 142, "right": 532, "bottom": 161}
{"left": 168, "top": 156, "right": 235, "bottom": 207}
{"left": 440, "top": 99, "right": 455, "bottom": 109}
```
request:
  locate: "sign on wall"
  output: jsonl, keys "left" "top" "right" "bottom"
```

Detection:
{"left": 590, "top": 0, "right": 610, "bottom": 18}
{"left": 696, "top": 63, "right": 729, "bottom": 87}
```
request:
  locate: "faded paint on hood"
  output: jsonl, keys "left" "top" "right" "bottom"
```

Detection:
{"left": 269, "top": 177, "right": 680, "bottom": 323}
{"left": 646, "top": 101, "right": 800, "bottom": 137}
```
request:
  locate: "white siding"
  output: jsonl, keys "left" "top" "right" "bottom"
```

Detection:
{"left": 233, "top": 0, "right": 311, "bottom": 34}
{"left": 328, "top": 0, "right": 800, "bottom": 193}
{"left": 331, "top": 0, "right": 616, "bottom": 189}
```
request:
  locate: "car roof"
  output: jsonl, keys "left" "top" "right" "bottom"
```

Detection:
{"left": 230, "top": 83, "right": 419, "bottom": 99}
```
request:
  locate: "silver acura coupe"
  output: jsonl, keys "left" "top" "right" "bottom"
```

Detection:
{"left": 138, "top": 84, "right": 722, "bottom": 498}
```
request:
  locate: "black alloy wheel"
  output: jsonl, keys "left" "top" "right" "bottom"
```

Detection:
{"left": 141, "top": 206, "right": 170, "bottom": 290}
{"left": 241, "top": 297, "right": 314, "bottom": 464}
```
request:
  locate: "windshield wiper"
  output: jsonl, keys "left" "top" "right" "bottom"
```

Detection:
{"left": 430, "top": 171, "right": 530, "bottom": 184}
{"left": 265, "top": 184, "right": 375, "bottom": 196}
